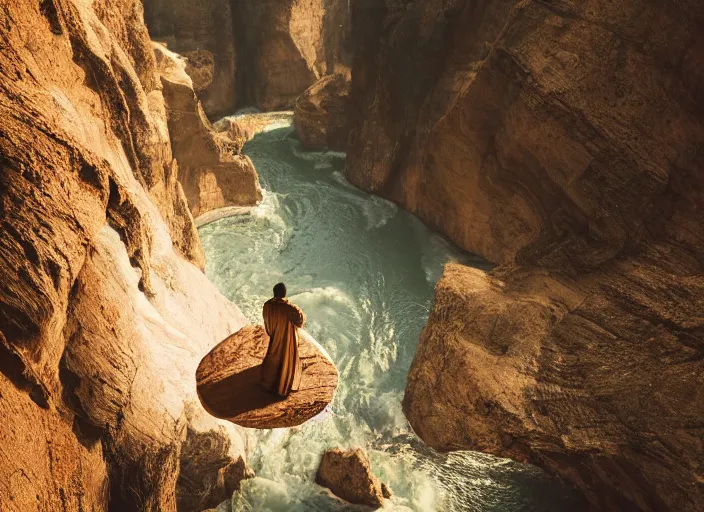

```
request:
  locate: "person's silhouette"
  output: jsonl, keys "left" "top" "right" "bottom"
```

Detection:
{"left": 260, "top": 283, "right": 306, "bottom": 397}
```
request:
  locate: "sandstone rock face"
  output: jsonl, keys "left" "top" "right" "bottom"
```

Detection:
{"left": 234, "top": 0, "right": 353, "bottom": 111}
{"left": 143, "top": 0, "right": 237, "bottom": 117}
{"left": 316, "top": 448, "right": 389, "bottom": 508}
{"left": 0, "top": 1, "right": 249, "bottom": 510}
{"left": 344, "top": 0, "right": 704, "bottom": 510}
{"left": 196, "top": 324, "right": 338, "bottom": 429}
{"left": 154, "top": 43, "right": 263, "bottom": 218}
{"left": 213, "top": 111, "right": 295, "bottom": 145}
{"left": 144, "top": 0, "right": 353, "bottom": 114}
{"left": 177, "top": 425, "right": 254, "bottom": 511}
{"left": 294, "top": 72, "right": 351, "bottom": 150}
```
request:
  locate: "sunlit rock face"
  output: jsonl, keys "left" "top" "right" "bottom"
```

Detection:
{"left": 154, "top": 43, "right": 262, "bottom": 218}
{"left": 346, "top": 0, "right": 704, "bottom": 510}
{"left": 0, "top": 1, "right": 249, "bottom": 509}
{"left": 143, "top": 0, "right": 238, "bottom": 118}
{"left": 234, "top": 0, "right": 353, "bottom": 111}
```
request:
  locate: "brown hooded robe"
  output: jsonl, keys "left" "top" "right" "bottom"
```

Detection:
{"left": 261, "top": 297, "right": 306, "bottom": 396}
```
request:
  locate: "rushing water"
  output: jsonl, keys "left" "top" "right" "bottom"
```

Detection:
{"left": 199, "top": 118, "right": 576, "bottom": 511}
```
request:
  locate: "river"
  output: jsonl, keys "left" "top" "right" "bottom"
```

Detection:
{"left": 198, "top": 117, "right": 576, "bottom": 511}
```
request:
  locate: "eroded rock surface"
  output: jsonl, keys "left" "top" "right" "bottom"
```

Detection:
{"left": 196, "top": 324, "right": 338, "bottom": 429}
{"left": 154, "top": 43, "right": 262, "bottom": 218}
{"left": 177, "top": 424, "right": 254, "bottom": 511}
{"left": 234, "top": 0, "right": 352, "bottom": 110}
{"left": 143, "top": 0, "right": 237, "bottom": 117}
{"left": 347, "top": 0, "right": 704, "bottom": 510}
{"left": 316, "top": 448, "right": 390, "bottom": 508}
{"left": 213, "top": 111, "right": 294, "bottom": 145}
{"left": 144, "top": 0, "right": 352, "bottom": 113}
{"left": 294, "top": 72, "right": 351, "bottom": 150}
{"left": 0, "top": 1, "right": 249, "bottom": 509}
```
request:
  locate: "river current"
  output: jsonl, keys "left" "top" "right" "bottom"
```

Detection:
{"left": 198, "top": 117, "right": 575, "bottom": 511}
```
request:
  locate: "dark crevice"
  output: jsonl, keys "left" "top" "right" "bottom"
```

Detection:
{"left": 39, "top": 0, "right": 63, "bottom": 35}
{"left": 0, "top": 335, "right": 49, "bottom": 409}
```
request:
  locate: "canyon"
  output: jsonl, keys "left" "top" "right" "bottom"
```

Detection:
{"left": 143, "top": 0, "right": 353, "bottom": 116}
{"left": 344, "top": 0, "right": 704, "bottom": 511}
{"left": 1, "top": 0, "right": 703, "bottom": 510}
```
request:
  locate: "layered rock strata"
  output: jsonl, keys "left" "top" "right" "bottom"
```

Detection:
{"left": 142, "top": 0, "right": 237, "bottom": 117}
{"left": 316, "top": 447, "right": 391, "bottom": 508}
{"left": 236, "top": 0, "right": 324, "bottom": 111}
{"left": 213, "top": 111, "right": 295, "bottom": 145}
{"left": 0, "top": 1, "right": 250, "bottom": 510}
{"left": 154, "top": 43, "right": 262, "bottom": 219}
{"left": 294, "top": 72, "right": 351, "bottom": 150}
{"left": 346, "top": 0, "right": 704, "bottom": 510}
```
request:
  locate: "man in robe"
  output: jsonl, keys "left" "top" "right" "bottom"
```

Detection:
{"left": 261, "top": 282, "right": 306, "bottom": 397}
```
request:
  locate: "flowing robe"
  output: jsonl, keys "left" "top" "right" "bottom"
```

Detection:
{"left": 261, "top": 298, "right": 306, "bottom": 396}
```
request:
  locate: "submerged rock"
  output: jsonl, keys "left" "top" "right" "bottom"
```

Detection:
{"left": 154, "top": 43, "right": 263, "bottom": 218}
{"left": 234, "top": 0, "right": 353, "bottom": 111}
{"left": 316, "top": 448, "right": 389, "bottom": 508}
{"left": 294, "top": 72, "right": 351, "bottom": 151}
{"left": 196, "top": 325, "right": 338, "bottom": 429}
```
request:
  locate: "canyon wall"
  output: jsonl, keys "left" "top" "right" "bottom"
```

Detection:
{"left": 346, "top": 0, "right": 704, "bottom": 510}
{"left": 0, "top": 1, "right": 250, "bottom": 510}
{"left": 154, "top": 43, "right": 262, "bottom": 218}
{"left": 143, "top": 0, "right": 238, "bottom": 117}
{"left": 294, "top": 72, "right": 351, "bottom": 150}
{"left": 143, "top": 0, "right": 353, "bottom": 114}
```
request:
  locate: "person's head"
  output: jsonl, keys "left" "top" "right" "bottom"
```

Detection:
{"left": 273, "top": 282, "right": 287, "bottom": 299}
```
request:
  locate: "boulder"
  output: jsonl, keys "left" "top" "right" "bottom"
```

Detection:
{"left": 183, "top": 49, "right": 215, "bottom": 94}
{"left": 177, "top": 426, "right": 254, "bottom": 511}
{"left": 196, "top": 325, "right": 338, "bottom": 429}
{"left": 154, "top": 43, "right": 263, "bottom": 218}
{"left": 294, "top": 72, "right": 351, "bottom": 151}
{"left": 315, "top": 448, "right": 389, "bottom": 508}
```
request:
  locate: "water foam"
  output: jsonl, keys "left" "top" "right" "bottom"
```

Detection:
{"left": 199, "top": 115, "right": 577, "bottom": 512}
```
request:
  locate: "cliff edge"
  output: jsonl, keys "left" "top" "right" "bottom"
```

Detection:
{"left": 0, "top": 1, "right": 250, "bottom": 510}
{"left": 346, "top": 0, "right": 704, "bottom": 510}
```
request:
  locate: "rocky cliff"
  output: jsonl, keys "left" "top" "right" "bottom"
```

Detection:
{"left": 294, "top": 72, "right": 351, "bottom": 151}
{"left": 346, "top": 0, "right": 704, "bottom": 510}
{"left": 154, "top": 43, "right": 262, "bottom": 219}
{"left": 0, "top": 1, "right": 250, "bottom": 510}
{"left": 143, "top": 0, "right": 238, "bottom": 117}
{"left": 143, "top": 0, "right": 353, "bottom": 114}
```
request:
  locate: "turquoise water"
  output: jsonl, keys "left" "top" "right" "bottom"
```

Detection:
{"left": 199, "top": 120, "right": 576, "bottom": 511}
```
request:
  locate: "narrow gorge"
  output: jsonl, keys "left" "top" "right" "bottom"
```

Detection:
{"left": 1, "top": 1, "right": 702, "bottom": 511}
